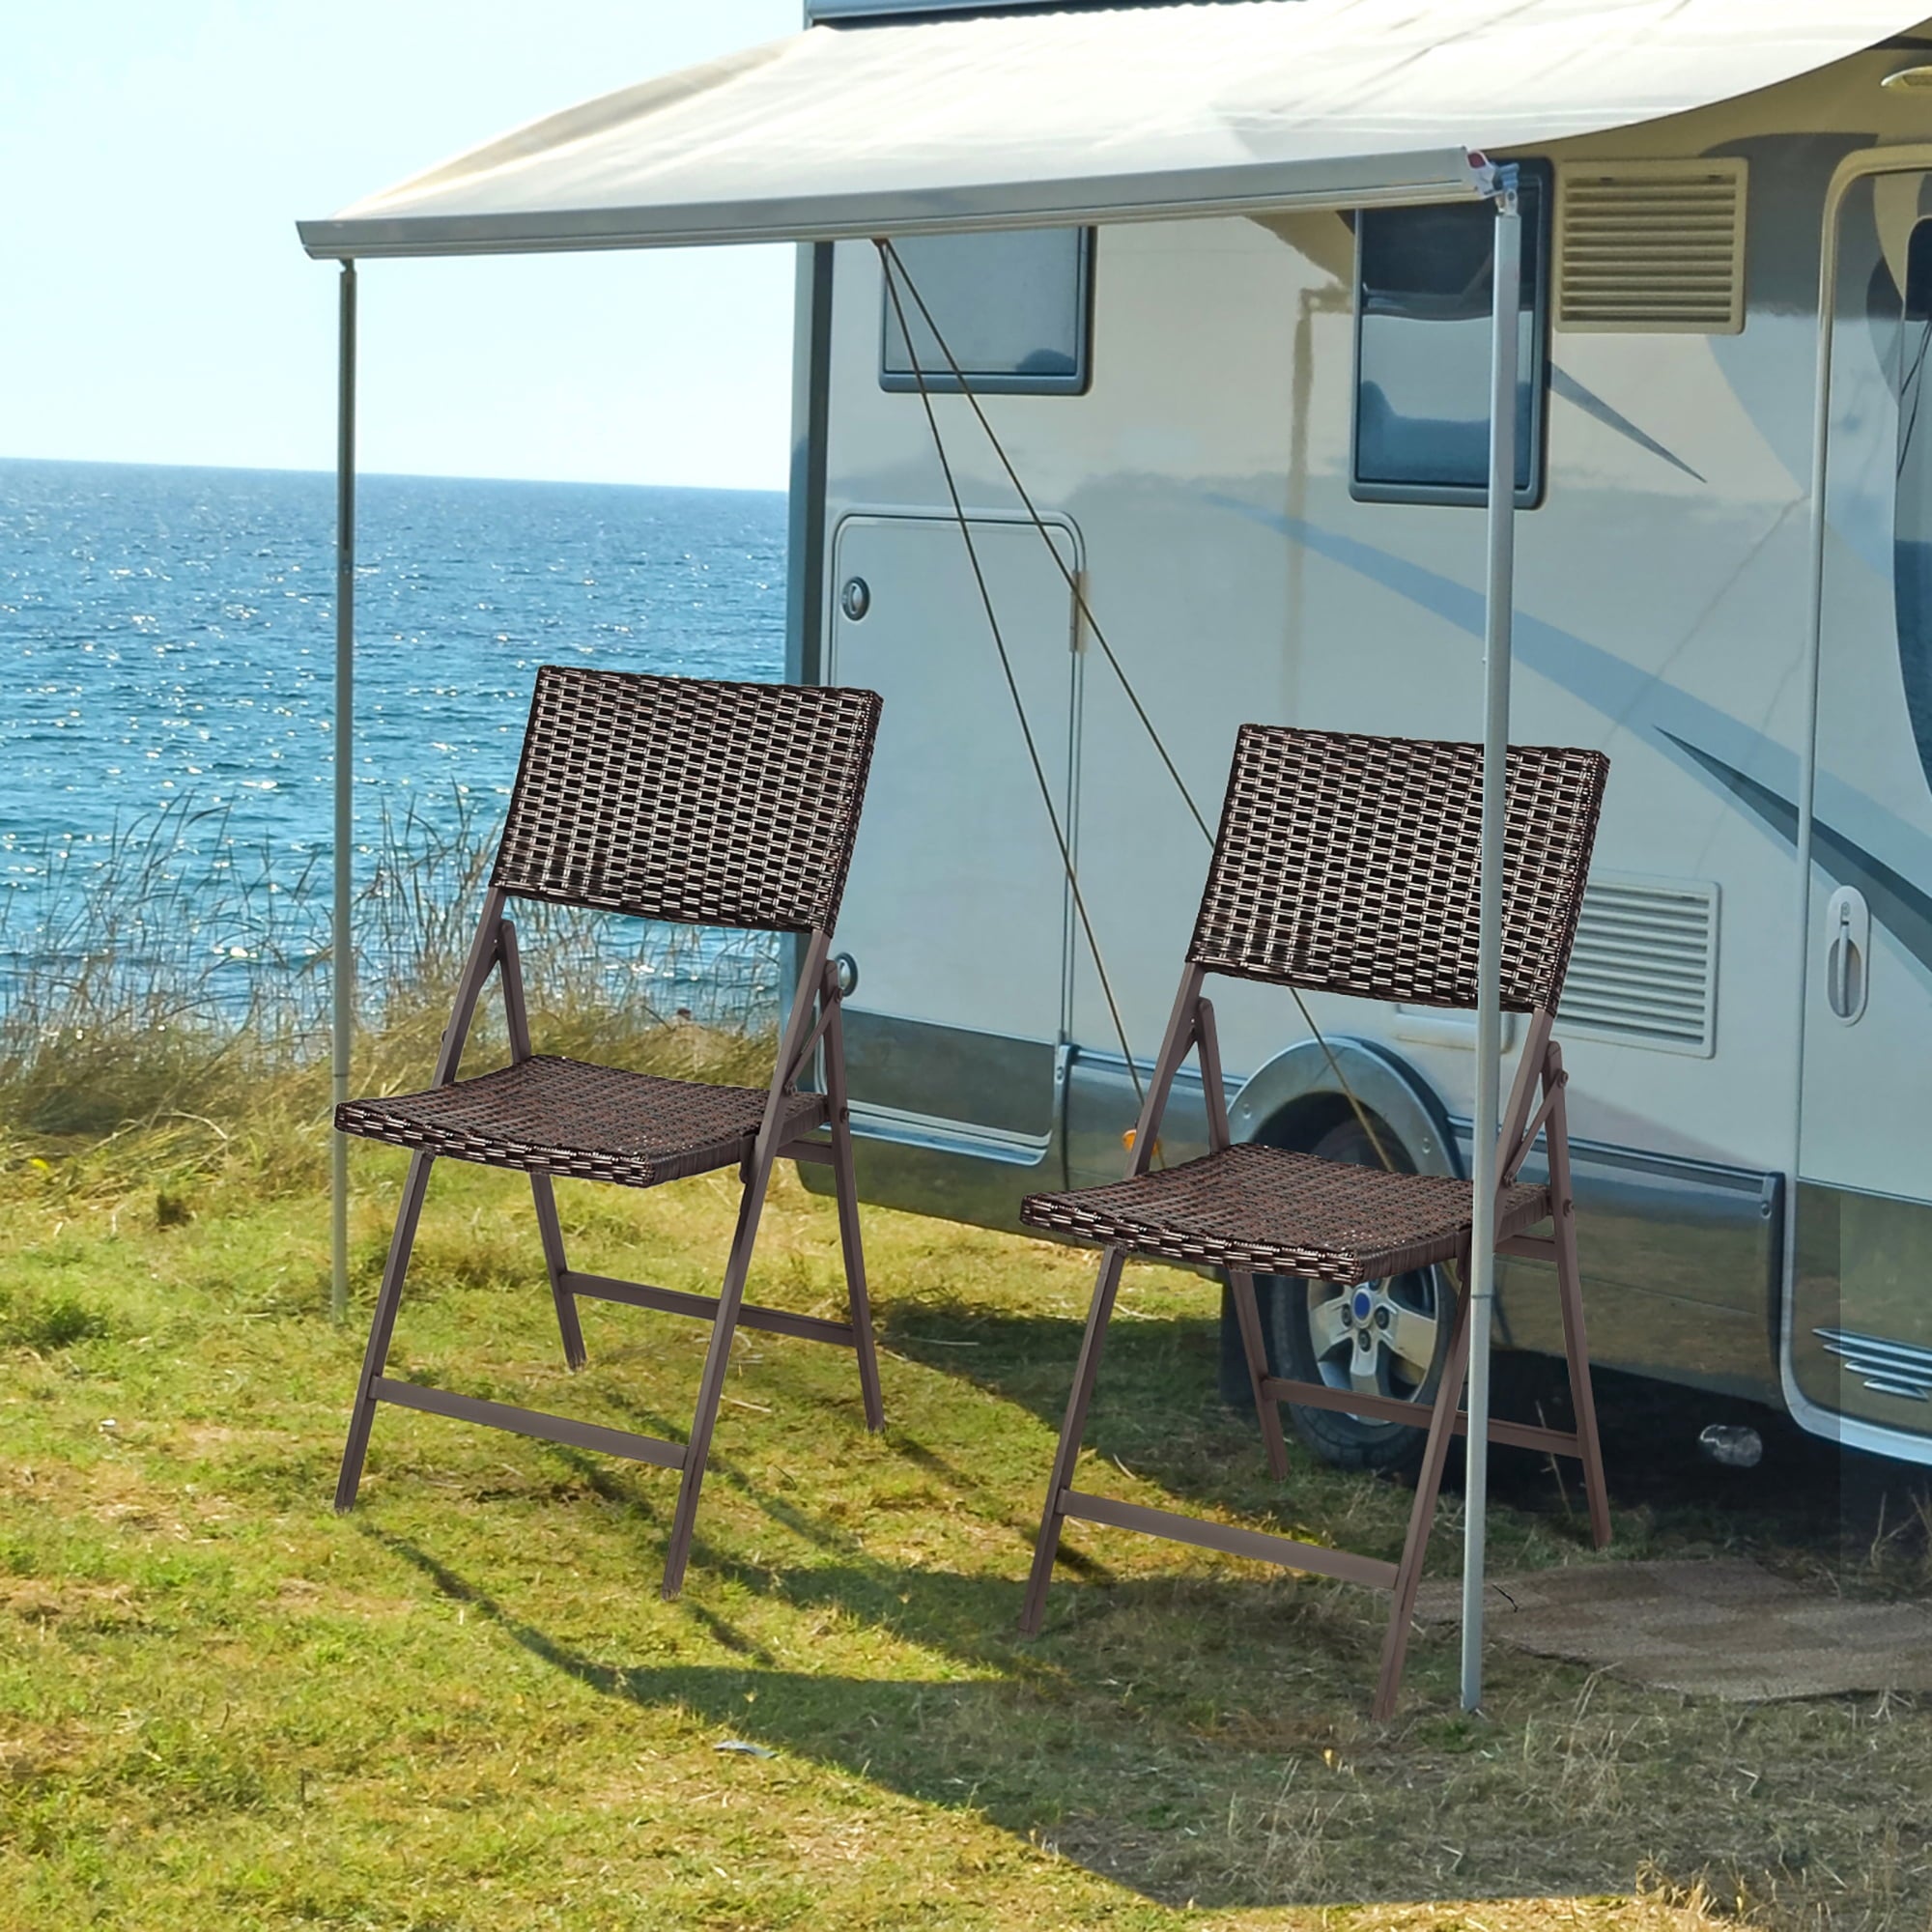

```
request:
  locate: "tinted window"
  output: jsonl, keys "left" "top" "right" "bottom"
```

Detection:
{"left": 1351, "top": 170, "right": 1548, "bottom": 505}
{"left": 1895, "top": 218, "right": 1932, "bottom": 789}
{"left": 880, "top": 228, "right": 1092, "bottom": 396}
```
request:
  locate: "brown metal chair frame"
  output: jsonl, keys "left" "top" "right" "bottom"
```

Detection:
{"left": 332, "top": 668, "right": 884, "bottom": 1601}
{"left": 1018, "top": 728, "right": 1612, "bottom": 1719}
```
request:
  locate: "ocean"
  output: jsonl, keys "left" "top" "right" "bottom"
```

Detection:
{"left": 0, "top": 458, "right": 789, "bottom": 1028}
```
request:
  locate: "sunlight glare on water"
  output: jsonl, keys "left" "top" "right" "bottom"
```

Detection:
{"left": 0, "top": 458, "right": 789, "bottom": 1025}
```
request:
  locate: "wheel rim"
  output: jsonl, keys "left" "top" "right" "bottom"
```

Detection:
{"left": 1302, "top": 1266, "right": 1440, "bottom": 1421}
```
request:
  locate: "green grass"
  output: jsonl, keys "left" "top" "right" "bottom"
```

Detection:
{"left": 2, "top": 1094, "right": 1929, "bottom": 1928}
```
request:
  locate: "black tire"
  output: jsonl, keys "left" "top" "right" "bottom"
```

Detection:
{"left": 1256, "top": 1114, "right": 1453, "bottom": 1476}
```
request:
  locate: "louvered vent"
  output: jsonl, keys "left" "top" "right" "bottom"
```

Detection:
{"left": 1555, "top": 161, "right": 1747, "bottom": 333}
{"left": 1560, "top": 875, "right": 1719, "bottom": 1056}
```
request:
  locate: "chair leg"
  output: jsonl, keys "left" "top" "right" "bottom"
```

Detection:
{"left": 830, "top": 1119, "right": 886, "bottom": 1433}
{"left": 1020, "top": 1247, "right": 1127, "bottom": 1635}
{"left": 529, "top": 1172, "right": 587, "bottom": 1373}
{"left": 1371, "top": 1256, "right": 1474, "bottom": 1721}
{"left": 335, "top": 1151, "right": 435, "bottom": 1513}
{"left": 1228, "top": 1269, "right": 1290, "bottom": 1482}
{"left": 660, "top": 1172, "right": 770, "bottom": 1601}
{"left": 1551, "top": 1193, "right": 1611, "bottom": 1550}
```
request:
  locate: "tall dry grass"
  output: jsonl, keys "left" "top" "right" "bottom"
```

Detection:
{"left": 0, "top": 791, "right": 781, "bottom": 1204}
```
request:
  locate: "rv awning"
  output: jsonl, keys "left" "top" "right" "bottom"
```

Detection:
{"left": 299, "top": 0, "right": 1931, "bottom": 259}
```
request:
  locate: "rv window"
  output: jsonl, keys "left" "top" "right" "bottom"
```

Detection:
{"left": 1895, "top": 219, "right": 1932, "bottom": 788}
{"left": 880, "top": 228, "right": 1092, "bottom": 396}
{"left": 1351, "top": 169, "right": 1548, "bottom": 506}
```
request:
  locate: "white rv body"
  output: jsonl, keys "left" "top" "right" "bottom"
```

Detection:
{"left": 792, "top": 19, "right": 1932, "bottom": 1464}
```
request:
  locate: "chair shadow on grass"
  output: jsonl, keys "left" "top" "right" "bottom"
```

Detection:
{"left": 354, "top": 1283, "right": 1627, "bottom": 1914}
{"left": 352, "top": 1272, "right": 1905, "bottom": 1910}
{"left": 369, "top": 1526, "right": 1496, "bottom": 1912}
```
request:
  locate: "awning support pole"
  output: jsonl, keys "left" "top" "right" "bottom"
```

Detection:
{"left": 331, "top": 260, "right": 357, "bottom": 1323}
{"left": 1462, "top": 167, "right": 1520, "bottom": 1713}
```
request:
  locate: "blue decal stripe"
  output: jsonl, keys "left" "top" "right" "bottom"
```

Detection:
{"left": 1208, "top": 495, "right": 1800, "bottom": 801}
{"left": 1549, "top": 366, "right": 1706, "bottom": 484}
{"left": 1662, "top": 731, "right": 1932, "bottom": 985}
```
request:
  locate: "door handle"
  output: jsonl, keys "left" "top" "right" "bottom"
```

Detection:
{"left": 1828, "top": 923, "right": 1854, "bottom": 1015}
{"left": 1825, "top": 884, "right": 1869, "bottom": 1023}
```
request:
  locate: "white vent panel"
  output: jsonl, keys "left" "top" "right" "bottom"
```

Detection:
{"left": 1560, "top": 874, "right": 1719, "bottom": 1057}
{"left": 1555, "top": 161, "right": 1747, "bottom": 333}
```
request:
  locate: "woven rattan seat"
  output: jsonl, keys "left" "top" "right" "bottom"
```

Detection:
{"left": 338, "top": 1056, "right": 831, "bottom": 1191}
{"left": 1021, "top": 1144, "right": 1551, "bottom": 1286}
{"left": 332, "top": 667, "right": 885, "bottom": 1602}
{"left": 1021, "top": 724, "right": 1612, "bottom": 1720}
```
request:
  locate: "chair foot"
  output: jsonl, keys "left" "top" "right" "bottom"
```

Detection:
{"left": 1372, "top": 1274, "right": 1474, "bottom": 1719}
{"left": 333, "top": 1386, "right": 380, "bottom": 1511}
{"left": 661, "top": 1473, "right": 704, "bottom": 1605}
{"left": 1020, "top": 1254, "right": 1124, "bottom": 1638}
{"left": 1018, "top": 1505, "right": 1062, "bottom": 1634}
{"left": 1016, "top": 1557, "right": 1056, "bottom": 1638}
{"left": 827, "top": 1115, "right": 886, "bottom": 1434}
{"left": 661, "top": 1508, "right": 696, "bottom": 1602}
{"left": 334, "top": 1405, "right": 377, "bottom": 1514}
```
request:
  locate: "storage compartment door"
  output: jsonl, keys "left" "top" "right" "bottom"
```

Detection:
{"left": 828, "top": 513, "right": 1079, "bottom": 1159}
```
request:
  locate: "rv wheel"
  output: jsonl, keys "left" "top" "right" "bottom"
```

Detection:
{"left": 1259, "top": 1114, "right": 1451, "bottom": 1476}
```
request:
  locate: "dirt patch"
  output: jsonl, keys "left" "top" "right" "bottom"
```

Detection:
{"left": 1417, "top": 1560, "right": 1932, "bottom": 1700}
{"left": 169, "top": 1423, "right": 294, "bottom": 1451}
{"left": 0, "top": 1577, "right": 145, "bottom": 1629}
{"left": 271, "top": 1576, "right": 417, "bottom": 1619}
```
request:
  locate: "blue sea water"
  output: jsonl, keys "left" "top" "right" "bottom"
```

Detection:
{"left": 0, "top": 458, "right": 788, "bottom": 1024}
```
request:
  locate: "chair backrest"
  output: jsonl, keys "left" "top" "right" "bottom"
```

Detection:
{"left": 492, "top": 667, "right": 883, "bottom": 934}
{"left": 1187, "top": 726, "right": 1607, "bottom": 1014}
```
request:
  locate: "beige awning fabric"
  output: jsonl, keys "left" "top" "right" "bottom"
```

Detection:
{"left": 298, "top": 0, "right": 1931, "bottom": 258}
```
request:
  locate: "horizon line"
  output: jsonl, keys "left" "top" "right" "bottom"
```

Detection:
{"left": 0, "top": 452, "right": 787, "bottom": 496}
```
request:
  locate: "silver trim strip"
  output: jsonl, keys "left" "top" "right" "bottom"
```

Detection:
{"left": 1816, "top": 1326, "right": 1932, "bottom": 1401}
{"left": 848, "top": 1100, "right": 1051, "bottom": 1165}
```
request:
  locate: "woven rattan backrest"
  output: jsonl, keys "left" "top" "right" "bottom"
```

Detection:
{"left": 1188, "top": 727, "right": 1608, "bottom": 1012}
{"left": 493, "top": 667, "right": 883, "bottom": 933}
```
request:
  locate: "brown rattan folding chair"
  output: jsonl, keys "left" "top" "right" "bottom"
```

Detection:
{"left": 332, "top": 665, "right": 885, "bottom": 1599}
{"left": 1018, "top": 726, "right": 1612, "bottom": 1717}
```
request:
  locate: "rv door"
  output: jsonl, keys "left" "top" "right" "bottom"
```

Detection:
{"left": 1791, "top": 166, "right": 1932, "bottom": 1458}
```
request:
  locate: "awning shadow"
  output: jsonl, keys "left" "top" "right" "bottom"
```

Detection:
{"left": 367, "top": 1527, "right": 1600, "bottom": 1912}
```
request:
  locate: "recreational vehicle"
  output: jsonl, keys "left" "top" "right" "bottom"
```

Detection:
{"left": 783, "top": 2, "right": 1932, "bottom": 1473}
{"left": 299, "top": 2, "right": 1932, "bottom": 1485}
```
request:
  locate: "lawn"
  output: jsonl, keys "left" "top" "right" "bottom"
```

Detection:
{"left": 3, "top": 1100, "right": 1929, "bottom": 1929}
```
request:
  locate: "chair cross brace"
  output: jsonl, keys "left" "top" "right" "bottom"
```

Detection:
{"left": 372, "top": 1377, "right": 689, "bottom": 1471}
{"left": 1258, "top": 1377, "right": 1581, "bottom": 1459}
{"left": 1057, "top": 1489, "right": 1401, "bottom": 1590}
{"left": 563, "top": 1269, "right": 861, "bottom": 1349}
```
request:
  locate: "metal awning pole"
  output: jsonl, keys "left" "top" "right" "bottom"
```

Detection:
{"left": 331, "top": 260, "right": 357, "bottom": 1322}
{"left": 1461, "top": 167, "right": 1520, "bottom": 1712}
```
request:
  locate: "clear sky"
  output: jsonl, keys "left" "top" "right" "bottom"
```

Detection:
{"left": 0, "top": 2, "right": 804, "bottom": 490}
